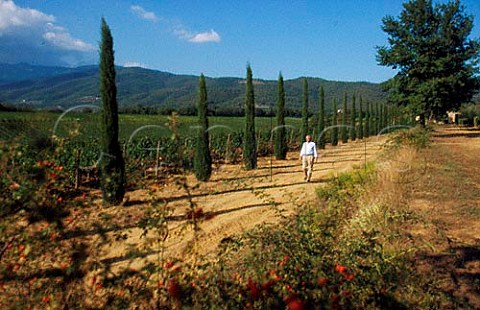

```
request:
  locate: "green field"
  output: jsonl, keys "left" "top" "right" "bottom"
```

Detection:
{"left": 0, "top": 111, "right": 304, "bottom": 142}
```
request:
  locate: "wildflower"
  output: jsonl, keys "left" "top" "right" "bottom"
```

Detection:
{"left": 318, "top": 278, "right": 328, "bottom": 286}
{"left": 9, "top": 182, "right": 20, "bottom": 190}
{"left": 48, "top": 172, "right": 59, "bottom": 180}
{"left": 335, "top": 264, "right": 347, "bottom": 274}
{"left": 247, "top": 278, "right": 261, "bottom": 300}
{"left": 270, "top": 269, "right": 280, "bottom": 281}
{"left": 285, "top": 284, "right": 294, "bottom": 293}
{"left": 344, "top": 273, "right": 355, "bottom": 281}
{"left": 18, "top": 244, "right": 25, "bottom": 253}
{"left": 41, "top": 296, "right": 50, "bottom": 303}
{"left": 285, "top": 295, "right": 305, "bottom": 310}
{"left": 167, "top": 278, "right": 182, "bottom": 300}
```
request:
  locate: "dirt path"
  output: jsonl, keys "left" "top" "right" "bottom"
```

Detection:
{"left": 93, "top": 137, "right": 387, "bottom": 271}
{"left": 408, "top": 126, "right": 480, "bottom": 309}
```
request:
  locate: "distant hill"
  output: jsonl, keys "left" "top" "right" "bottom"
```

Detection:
{"left": 0, "top": 63, "right": 386, "bottom": 114}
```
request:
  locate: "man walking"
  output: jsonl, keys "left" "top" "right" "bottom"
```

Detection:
{"left": 299, "top": 135, "right": 318, "bottom": 182}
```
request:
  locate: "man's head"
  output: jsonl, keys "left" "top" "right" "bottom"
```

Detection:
{"left": 305, "top": 135, "right": 312, "bottom": 142}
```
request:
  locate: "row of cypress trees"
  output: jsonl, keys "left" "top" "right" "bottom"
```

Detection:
{"left": 98, "top": 17, "right": 392, "bottom": 205}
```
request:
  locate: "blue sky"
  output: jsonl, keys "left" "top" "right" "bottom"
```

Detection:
{"left": 1, "top": 0, "right": 479, "bottom": 83}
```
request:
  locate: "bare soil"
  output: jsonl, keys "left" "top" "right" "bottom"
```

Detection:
{"left": 87, "top": 137, "right": 387, "bottom": 272}
{"left": 408, "top": 126, "right": 480, "bottom": 309}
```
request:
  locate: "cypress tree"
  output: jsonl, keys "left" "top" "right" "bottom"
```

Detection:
{"left": 364, "top": 99, "right": 370, "bottom": 138}
{"left": 341, "top": 92, "right": 348, "bottom": 143}
{"left": 99, "top": 18, "right": 125, "bottom": 206}
{"left": 350, "top": 93, "right": 356, "bottom": 141}
{"left": 331, "top": 98, "right": 338, "bottom": 146}
{"left": 318, "top": 86, "right": 326, "bottom": 149}
{"left": 375, "top": 101, "right": 380, "bottom": 135}
{"left": 301, "top": 78, "right": 309, "bottom": 144}
{"left": 358, "top": 96, "right": 364, "bottom": 139}
{"left": 379, "top": 103, "right": 385, "bottom": 134}
{"left": 243, "top": 64, "right": 257, "bottom": 170}
{"left": 274, "top": 73, "right": 288, "bottom": 160}
{"left": 193, "top": 74, "right": 212, "bottom": 181}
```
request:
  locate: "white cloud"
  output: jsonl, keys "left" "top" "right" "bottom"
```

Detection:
{"left": 130, "top": 5, "right": 158, "bottom": 23}
{"left": 173, "top": 24, "right": 221, "bottom": 44}
{"left": 0, "top": 0, "right": 54, "bottom": 32}
{"left": 124, "top": 61, "right": 149, "bottom": 68}
{"left": 188, "top": 29, "right": 221, "bottom": 43}
{"left": 129, "top": 4, "right": 220, "bottom": 44}
{"left": 43, "top": 23, "right": 95, "bottom": 52}
{"left": 0, "top": 0, "right": 95, "bottom": 66}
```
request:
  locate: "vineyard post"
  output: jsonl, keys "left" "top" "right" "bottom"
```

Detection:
{"left": 155, "top": 140, "right": 160, "bottom": 179}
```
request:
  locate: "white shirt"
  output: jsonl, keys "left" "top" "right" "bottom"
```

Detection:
{"left": 300, "top": 141, "right": 318, "bottom": 158}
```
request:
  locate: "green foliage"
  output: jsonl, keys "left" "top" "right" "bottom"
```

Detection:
{"left": 341, "top": 92, "right": 348, "bottom": 143}
{"left": 274, "top": 73, "right": 288, "bottom": 160}
{"left": 99, "top": 18, "right": 125, "bottom": 205}
{"left": 364, "top": 99, "right": 370, "bottom": 139}
{"left": 243, "top": 64, "right": 257, "bottom": 170}
{"left": 358, "top": 95, "right": 364, "bottom": 139}
{"left": 193, "top": 74, "right": 212, "bottom": 181}
{"left": 301, "top": 78, "right": 309, "bottom": 144}
{"left": 331, "top": 98, "right": 338, "bottom": 146}
{"left": 350, "top": 93, "right": 357, "bottom": 141}
{"left": 318, "top": 86, "right": 326, "bottom": 149}
{"left": 377, "top": 0, "right": 480, "bottom": 120}
{"left": 391, "top": 127, "right": 431, "bottom": 149}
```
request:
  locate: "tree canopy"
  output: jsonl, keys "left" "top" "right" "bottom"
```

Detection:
{"left": 377, "top": 0, "right": 480, "bottom": 123}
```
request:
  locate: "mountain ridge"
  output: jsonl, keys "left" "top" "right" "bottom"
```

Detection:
{"left": 0, "top": 63, "right": 386, "bottom": 114}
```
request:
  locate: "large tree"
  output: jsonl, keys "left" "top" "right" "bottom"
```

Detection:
{"left": 243, "top": 64, "right": 257, "bottom": 170}
{"left": 193, "top": 74, "right": 212, "bottom": 181}
{"left": 377, "top": 0, "right": 480, "bottom": 125}
{"left": 274, "top": 73, "right": 288, "bottom": 160}
{"left": 99, "top": 18, "right": 125, "bottom": 205}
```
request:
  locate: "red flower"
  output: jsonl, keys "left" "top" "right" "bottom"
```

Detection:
{"left": 335, "top": 264, "right": 347, "bottom": 274}
{"left": 344, "top": 273, "right": 355, "bottom": 281}
{"left": 318, "top": 277, "right": 328, "bottom": 286}
{"left": 167, "top": 278, "right": 182, "bottom": 300}
{"left": 42, "top": 296, "right": 50, "bottom": 303}
{"left": 247, "top": 278, "right": 261, "bottom": 300}
{"left": 285, "top": 296, "right": 305, "bottom": 310}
